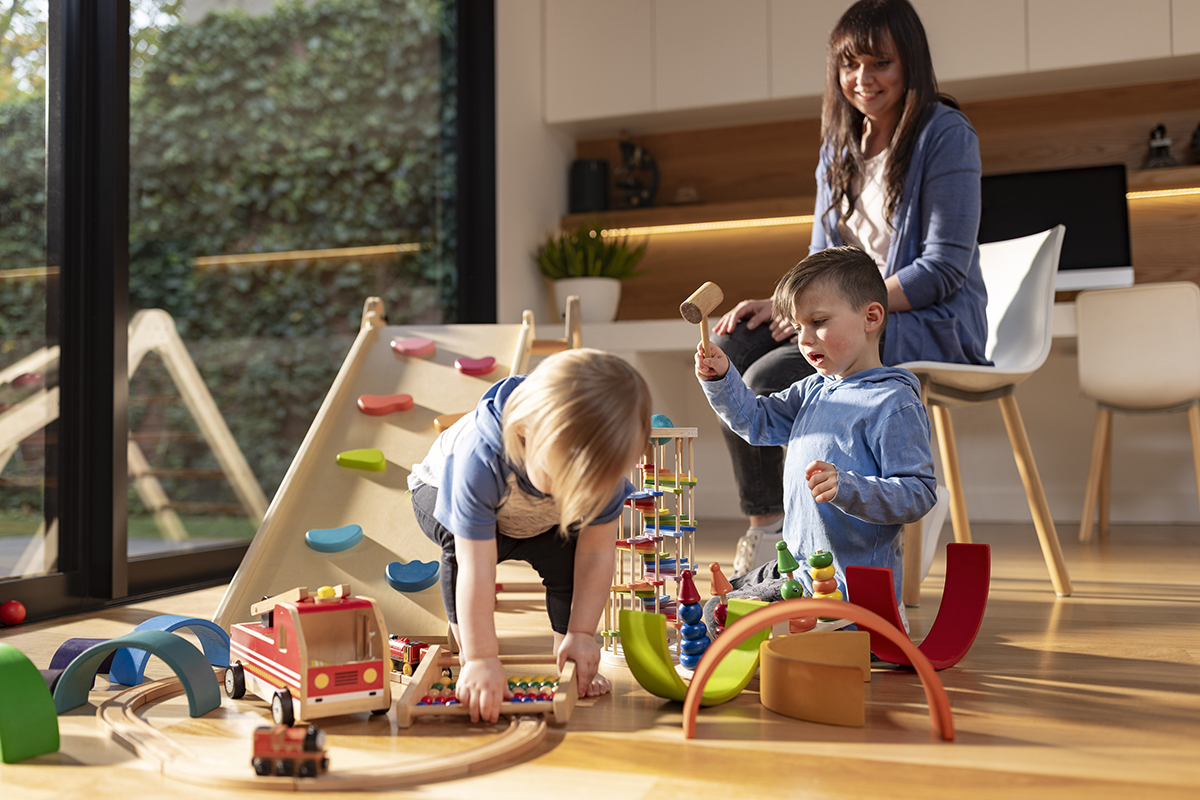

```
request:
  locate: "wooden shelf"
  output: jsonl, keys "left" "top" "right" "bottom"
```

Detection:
{"left": 562, "top": 195, "right": 816, "bottom": 230}
{"left": 1127, "top": 165, "right": 1200, "bottom": 192}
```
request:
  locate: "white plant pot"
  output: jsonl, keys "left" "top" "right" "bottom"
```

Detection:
{"left": 553, "top": 277, "right": 622, "bottom": 323}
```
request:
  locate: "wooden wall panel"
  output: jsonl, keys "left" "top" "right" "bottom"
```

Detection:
{"left": 574, "top": 118, "right": 822, "bottom": 206}
{"left": 576, "top": 78, "right": 1200, "bottom": 320}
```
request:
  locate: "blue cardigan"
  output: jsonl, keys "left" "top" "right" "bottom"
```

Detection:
{"left": 810, "top": 102, "right": 990, "bottom": 366}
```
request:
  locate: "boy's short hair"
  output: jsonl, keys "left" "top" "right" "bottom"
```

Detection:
{"left": 771, "top": 246, "right": 889, "bottom": 336}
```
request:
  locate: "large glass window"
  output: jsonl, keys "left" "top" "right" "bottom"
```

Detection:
{"left": 126, "top": 0, "right": 457, "bottom": 557}
{"left": 0, "top": 1, "right": 55, "bottom": 581}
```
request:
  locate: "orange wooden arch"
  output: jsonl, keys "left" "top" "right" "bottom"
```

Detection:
{"left": 683, "top": 599, "right": 954, "bottom": 741}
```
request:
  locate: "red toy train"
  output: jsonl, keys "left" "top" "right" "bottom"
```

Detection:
{"left": 251, "top": 723, "right": 328, "bottom": 778}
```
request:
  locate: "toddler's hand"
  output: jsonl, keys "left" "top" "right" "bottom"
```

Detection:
{"left": 455, "top": 656, "right": 511, "bottom": 723}
{"left": 695, "top": 342, "right": 730, "bottom": 381}
{"left": 557, "top": 631, "right": 601, "bottom": 698}
{"left": 806, "top": 460, "right": 838, "bottom": 503}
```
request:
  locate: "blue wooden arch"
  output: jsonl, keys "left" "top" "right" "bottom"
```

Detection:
{"left": 108, "top": 615, "right": 230, "bottom": 686}
{"left": 52, "top": 630, "right": 221, "bottom": 718}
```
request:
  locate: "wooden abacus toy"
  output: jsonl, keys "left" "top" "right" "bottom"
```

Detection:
{"left": 393, "top": 645, "right": 577, "bottom": 727}
{"left": 602, "top": 415, "right": 700, "bottom": 665}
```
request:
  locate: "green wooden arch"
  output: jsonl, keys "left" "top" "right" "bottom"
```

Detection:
{"left": 52, "top": 630, "right": 221, "bottom": 717}
{"left": 0, "top": 643, "right": 60, "bottom": 763}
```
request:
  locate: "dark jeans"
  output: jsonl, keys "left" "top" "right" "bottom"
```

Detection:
{"left": 712, "top": 324, "right": 814, "bottom": 516}
{"left": 411, "top": 482, "right": 577, "bottom": 633}
{"left": 712, "top": 321, "right": 886, "bottom": 516}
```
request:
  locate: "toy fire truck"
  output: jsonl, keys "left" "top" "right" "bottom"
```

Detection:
{"left": 225, "top": 584, "right": 391, "bottom": 725}
{"left": 251, "top": 723, "right": 328, "bottom": 778}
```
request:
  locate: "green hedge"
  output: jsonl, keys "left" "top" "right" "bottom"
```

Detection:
{"left": 0, "top": 0, "right": 457, "bottom": 520}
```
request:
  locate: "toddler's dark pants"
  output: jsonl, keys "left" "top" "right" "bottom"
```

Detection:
{"left": 411, "top": 482, "right": 576, "bottom": 634}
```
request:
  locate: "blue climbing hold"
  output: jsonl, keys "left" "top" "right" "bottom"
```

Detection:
{"left": 385, "top": 560, "right": 440, "bottom": 593}
{"left": 305, "top": 524, "right": 364, "bottom": 553}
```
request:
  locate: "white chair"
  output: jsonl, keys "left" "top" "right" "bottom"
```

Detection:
{"left": 898, "top": 226, "right": 1072, "bottom": 603}
{"left": 1075, "top": 282, "right": 1200, "bottom": 543}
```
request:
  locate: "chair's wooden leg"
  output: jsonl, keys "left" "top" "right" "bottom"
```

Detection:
{"left": 1098, "top": 410, "right": 1112, "bottom": 535}
{"left": 902, "top": 520, "right": 922, "bottom": 607}
{"left": 1188, "top": 405, "right": 1200, "bottom": 522}
{"left": 998, "top": 394, "right": 1072, "bottom": 596}
{"left": 930, "top": 403, "right": 972, "bottom": 544}
{"left": 565, "top": 295, "right": 582, "bottom": 349}
{"left": 1078, "top": 407, "right": 1110, "bottom": 544}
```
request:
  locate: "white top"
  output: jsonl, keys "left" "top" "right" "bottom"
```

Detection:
{"left": 841, "top": 150, "right": 892, "bottom": 273}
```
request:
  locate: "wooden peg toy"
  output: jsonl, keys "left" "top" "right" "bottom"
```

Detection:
{"left": 357, "top": 393, "right": 414, "bottom": 415}
{"left": 776, "top": 541, "right": 804, "bottom": 599}
{"left": 708, "top": 562, "right": 732, "bottom": 629}
{"left": 390, "top": 336, "right": 436, "bottom": 357}
{"left": 680, "top": 281, "right": 724, "bottom": 358}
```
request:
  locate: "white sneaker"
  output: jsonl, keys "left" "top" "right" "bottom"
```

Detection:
{"left": 731, "top": 519, "right": 785, "bottom": 579}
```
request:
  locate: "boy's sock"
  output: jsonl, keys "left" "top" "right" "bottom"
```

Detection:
{"left": 730, "top": 517, "right": 785, "bottom": 579}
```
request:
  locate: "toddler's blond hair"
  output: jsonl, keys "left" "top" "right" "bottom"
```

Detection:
{"left": 503, "top": 348, "right": 652, "bottom": 534}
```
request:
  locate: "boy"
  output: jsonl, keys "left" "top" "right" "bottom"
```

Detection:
{"left": 695, "top": 246, "right": 936, "bottom": 624}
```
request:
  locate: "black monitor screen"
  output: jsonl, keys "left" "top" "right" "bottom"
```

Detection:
{"left": 978, "top": 164, "right": 1131, "bottom": 271}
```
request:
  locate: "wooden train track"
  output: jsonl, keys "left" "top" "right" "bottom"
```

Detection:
{"left": 97, "top": 668, "right": 550, "bottom": 791}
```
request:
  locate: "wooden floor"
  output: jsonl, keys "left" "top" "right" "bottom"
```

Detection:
{"left": 1, "top": 520, "right": 1198, "bottom": 799}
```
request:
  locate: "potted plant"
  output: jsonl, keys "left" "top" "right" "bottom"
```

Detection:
{"left": 535, "top": 222, "right": 648, "bottom": 322}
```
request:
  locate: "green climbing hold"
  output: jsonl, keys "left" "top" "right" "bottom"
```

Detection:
{"left": 336, "top": 448, "right": 386, "bottom": 471}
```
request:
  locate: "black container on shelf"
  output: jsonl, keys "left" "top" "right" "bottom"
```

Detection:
{"left": 569, "top": 158, "right": 608, "bottom": 214}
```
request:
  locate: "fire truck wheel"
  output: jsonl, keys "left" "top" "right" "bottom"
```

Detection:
{"left": 271, "top": 690, "right": 295, "bottom": 727}
{"left": 224, "top": 663, "right": 246, "bottom": 699}
{"left": 252, "top": 757, "right": 271, "bottom": 776}
{"left": 371, "top": 706, "right": 389, "bottom": 716}
{"left": 274, "top": 759, "right": 294, "bottom": 777}
{"left": 297, "top": 760, "right": 317, "bottom": 778}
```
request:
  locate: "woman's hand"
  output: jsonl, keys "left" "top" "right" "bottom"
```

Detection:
{"left": 455, "top": 656, "right": 511, "bottom": 723}
{"left": 713, "top": 298, "right": 797, "bottom": 342}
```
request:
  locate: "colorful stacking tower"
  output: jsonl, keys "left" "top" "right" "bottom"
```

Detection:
{"left": 676, "top": 570, "right": 711, "bottom": 671}
{"left": 808, "top": 549, "right": 844, "bottom": 621}
{"left": 602, "top": 415, "right": 700, "bottom": 666}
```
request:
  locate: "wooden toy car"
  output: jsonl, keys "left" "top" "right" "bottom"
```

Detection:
{"left": 225, "top": 584, "right": 391, "bottom": 725}
{"left": 389, "top": 634, "right": 453, "bottom": 678}
{"left": 251, "top": 723, "right": 328, "bottom": 778}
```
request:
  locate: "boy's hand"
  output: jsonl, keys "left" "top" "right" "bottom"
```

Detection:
{"left": 695, "top": 342, "right": 730, "bottom": 381}
{"left": 806, "top": 460, "right": 838, "bottom": 503}
{"left": 557, "top": 631, "right": 601, "bottom": 698}
{"left": 455, "top": 656, "right": 512, "bottom": 723}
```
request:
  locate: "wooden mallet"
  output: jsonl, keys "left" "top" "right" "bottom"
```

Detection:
{"left": 680, "top": 281, "right": 724, "bottom": 358}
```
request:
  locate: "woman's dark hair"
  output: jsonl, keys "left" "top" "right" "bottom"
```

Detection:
{"left": 820, "top": 0, "right": 957, "bottom": 239}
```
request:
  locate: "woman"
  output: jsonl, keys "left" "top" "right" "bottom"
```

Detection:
{"left": 713, "top": 0, "right": 988, "bottom": 577}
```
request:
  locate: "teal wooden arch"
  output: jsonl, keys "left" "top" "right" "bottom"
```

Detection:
{"left": 52, "top": 630, "right": 221, "bottom": 717}
{"left": 108, "top": 615, "right": 230, "bottom": 686}
{"left": 0, "top": 643, "right": 60, "bottom": 763}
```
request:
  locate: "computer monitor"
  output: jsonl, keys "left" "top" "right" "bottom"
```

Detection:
{"left": 978, "top": 163, "right": 1133, "bottom": 291}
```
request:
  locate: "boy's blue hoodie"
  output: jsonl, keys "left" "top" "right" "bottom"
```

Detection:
{"left": 702, "top": 364, "right": 937, "bottom": 604}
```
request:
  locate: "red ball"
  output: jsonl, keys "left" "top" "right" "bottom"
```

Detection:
{"left": 0, "top": 600, "right": 26, "bottom": 626}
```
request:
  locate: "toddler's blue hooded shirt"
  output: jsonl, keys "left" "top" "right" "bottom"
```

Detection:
{"left": 702, "top": 364, "right": 937, "bottom": 606}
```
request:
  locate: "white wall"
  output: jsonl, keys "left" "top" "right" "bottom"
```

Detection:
{"left": 495, "top": 0, "right": 575, "bottom": 324}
